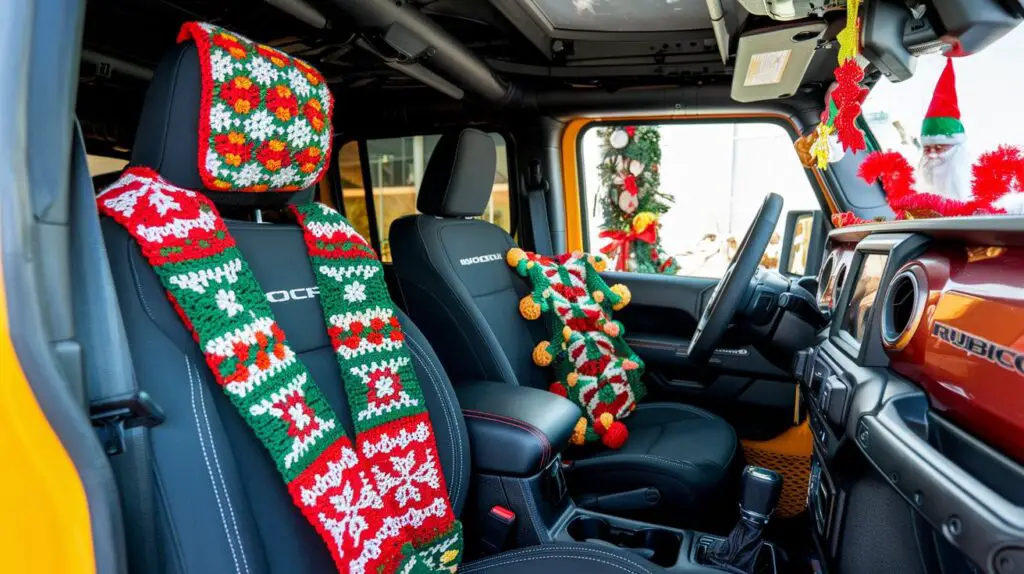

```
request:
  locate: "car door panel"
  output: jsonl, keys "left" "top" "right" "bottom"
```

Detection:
{"left": 602, "top": 271, "right": 797, "bottom": 438}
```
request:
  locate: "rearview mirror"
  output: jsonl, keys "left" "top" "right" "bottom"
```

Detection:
{"left": 778, "top": 210, "right": 826, "bottom": 278}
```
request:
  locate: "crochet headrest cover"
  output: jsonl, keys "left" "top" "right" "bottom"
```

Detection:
{"left": 131, "top": 22, "right": 334, "bottom": 204}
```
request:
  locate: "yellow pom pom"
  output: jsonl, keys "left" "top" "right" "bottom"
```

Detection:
{"left": 599, "top": 412, "right": 615, "bottom": 430}
{"left": 441, "top": 549, "right": 460, "bottom": 565}
{"left": 526, "top": 261, "right": 535, "bottom": 269}
{"left": 567, "top": 372, "right": 579, "bottom": 388}
{"left": 610, "top": 284, "right": 631, "bottom": 311}
{"left": 571, "top": 417, "right": 588, "bottom": 445}
{"left": 592, "top": 290, "right": 605, "bottom": 304}
{"left": 562, "top": 325, "right": 572, "bottom": 340}
{"left": 519, "top": 296, "right": 542, "bottom": 320}
{"left": 532, "top": 342, "right": 553, "bottom": 367}
{"left": 590, "top": 255, "right": 608, "bottom": 272}
{"left": 632, "top": 212, "right": 657, "bottom": 234}
{"left": 506, "top": 248, "right": 527, "bottom": 268}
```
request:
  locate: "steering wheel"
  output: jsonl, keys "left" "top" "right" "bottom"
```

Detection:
{"left": 686, "top": 193, "right": 784, "bottom": 365}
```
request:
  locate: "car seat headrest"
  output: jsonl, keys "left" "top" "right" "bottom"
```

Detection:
{"left": 131, "top": 22, "right": 334, "bottom": 209}
{"left": 417, "top": 129, "right": 498, "bottom": 218}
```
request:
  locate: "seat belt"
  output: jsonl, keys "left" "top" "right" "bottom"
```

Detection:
{"left": 526, "top": 159, "right": 554, "bottom": 255}
{"left": 70, "top": 123, "right": 163, "bottom": 573}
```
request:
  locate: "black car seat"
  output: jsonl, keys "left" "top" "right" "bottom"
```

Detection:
{"left": 389, "top": 130, "right": 739, "bottom": 522}
{"left": 99, "top": 38, "right": 661, "bottom": 573}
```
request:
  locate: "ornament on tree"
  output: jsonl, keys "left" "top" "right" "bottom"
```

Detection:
{"left": 507, "top": 248, "right": 645, "bottom": 449}
{"left": 610, "top": 128, "right": 630, "bottom": 149}
{"left": 596, "top": 126, "right": 677, "bottom": 274}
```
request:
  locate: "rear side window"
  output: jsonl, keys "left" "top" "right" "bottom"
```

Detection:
{"left": 338, "top": 133, "right": 511, "bottom": 262}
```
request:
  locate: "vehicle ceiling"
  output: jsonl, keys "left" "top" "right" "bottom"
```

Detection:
{"left": 80, "top": 0, "right": 864, "bottom": 156}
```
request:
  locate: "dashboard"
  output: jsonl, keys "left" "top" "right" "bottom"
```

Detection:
{"left": 796, "top": 219, "right": 1024, "bottom": 574}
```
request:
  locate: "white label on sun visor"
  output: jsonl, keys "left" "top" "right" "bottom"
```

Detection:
{"left": 744, "top": 50, "right": 792, "bottom": 87}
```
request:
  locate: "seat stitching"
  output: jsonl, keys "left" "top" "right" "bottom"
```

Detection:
{"left": 466, "top": 546, "right": 657, "bottom": 571}
{"left": 186, "top": 356, "right": 242, "bottom": 574}
{"left": 405, "top": 336, "right": 464, "bottom": 508}
{"left": 462, "top": 410, "right": 550, "bottom": 470}
{"left": 515, "top": 480, "right": 548, "bottom": 543}
{"left": 191, "top": 359, "right": 251, "bottom": 574}
{"left": 127, "top": 245, "right": 156, "bottom": 320}
{"left": 413, "top": 216, "right": 519, "bottom": 385}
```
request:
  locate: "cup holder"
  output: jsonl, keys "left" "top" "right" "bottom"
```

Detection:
{"left": 566, "top": 516, "right": 682, "bottom": 568}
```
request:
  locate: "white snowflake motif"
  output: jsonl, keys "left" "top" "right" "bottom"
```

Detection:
{"left": 243, "top": 109, "right": 279, "bottom": 142}
{"left": 269, "top": 165, "right": 300, "bottom": 189}
{"left": 287, "top": 401, "right": 312, "bottom": 431}
{"left": 205, "top": 149, "right": 225, "bottom": 178}
{"left": 372, "top": 450, "right": 441, "bottom": 508}
{"left": 211, "top": 49, "right": 241, "bottom": 82}
{"left": 321, "top": 475, "right": 384, "bottom": 547}
{"left": 147, "top": 189, "right": 180, "bottom": 216}
{"left": 286, "top": 117, "right": 314, "bottom": 148}
{"left": 215, "top": 289, "right": 244, "bottom": 317}
{"left": 246, "top": 55, "right": 280, "bottom": 86}
{"left": 234, "top": 163, "right": 265, "bottom": 188}
{"left": 287, "top": 66, "right": 313, "bottom": 98}
{"left": 343, "top": 281, "right": 366, "bottom": 303}
{"left": 209, "top": 102, "right": 237, "bottom": 132}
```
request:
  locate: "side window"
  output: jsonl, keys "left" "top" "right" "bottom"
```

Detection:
{"left": 337, "top": 133, "right": 511, "bottom": 263}
{"left": 579, "top": 122, "right": 819, "bottom": 278}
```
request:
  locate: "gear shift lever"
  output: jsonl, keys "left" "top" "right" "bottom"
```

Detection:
{"left": 708, "top": 466, "right": 783, "bottom": 573}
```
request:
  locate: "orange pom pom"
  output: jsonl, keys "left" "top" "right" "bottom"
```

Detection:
{"left": 532, "top": 342, "right": 553, "bottom": 367}
{"left": 566, "top": 372, "right": 579, "bottom": 388}
{"left": 610, "top": 284, "right": 631, "bottom": 310}
{"left": 506, "top": 247, "right": 527, "bottom": 268}
{"left": 592, "top": 290, "right": 605, "bottom": 304}
{"left": 590, "top": 255, "right": 608, "bottom": 272}
{"left": 571, "top": 417, "right": 588, "bottom": 445}
{"left": 622, "top": 359, "right": 639, "bottom": 371}
{"left": 601, "top": 421, "right": 628, "bottom": 449}
{"left": 519, "top": 296, "right": 542, "bottom": 320}
{"left": 603, "top": 321, "right": 620, "bottom": 337}
{"left": 548, "top": 382, "right": 568, "bottom": 398}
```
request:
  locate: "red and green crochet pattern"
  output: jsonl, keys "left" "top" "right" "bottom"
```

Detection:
{"left": 98, "top": 167, "right": 462, "bottom": 573}
{"left": 507, "top": 248, "right": 646, "bottom": 449}
{"left": 177, "top": 22, "right": 334, "bottom": 192}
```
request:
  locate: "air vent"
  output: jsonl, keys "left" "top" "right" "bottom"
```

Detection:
{"left": 881, "top": 266, "right": 928, "bottom": 351}
{"left": 832, "top": 263, "right": 848, "bottom": 310}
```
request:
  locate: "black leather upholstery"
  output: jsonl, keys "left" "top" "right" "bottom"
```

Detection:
{"left": 390, "top": 130, "right": 739, "bottom": 520}
{"left": 456, "top": 382, "right": 581, "bottom": 476}
{"left": 102, "top": 40, "right": 664, "bottom": 573}
{"left": 417, "top": 129, "right": 497, "bottom": 217}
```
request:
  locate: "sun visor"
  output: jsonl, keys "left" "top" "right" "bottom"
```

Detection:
{"left": 731, "top": 21, "right": 827, "bottom": 104}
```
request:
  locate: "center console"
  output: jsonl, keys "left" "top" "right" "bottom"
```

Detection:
{"left": 455, "top": 381, "right": 783, "bottom": 573}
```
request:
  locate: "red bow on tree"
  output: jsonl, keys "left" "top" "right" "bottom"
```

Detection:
{"left": 599, "top": 225, "right": 658, "bottom": 271}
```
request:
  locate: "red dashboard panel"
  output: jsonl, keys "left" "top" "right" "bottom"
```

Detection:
{"left": 886, "top": 247, "right": 1024, "bottom": 465}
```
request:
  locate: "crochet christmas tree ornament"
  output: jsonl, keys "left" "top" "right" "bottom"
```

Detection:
{"left": 507, "top": 248, "right": 645, "bottom": 449}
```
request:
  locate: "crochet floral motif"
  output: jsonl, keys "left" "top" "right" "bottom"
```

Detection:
{"left": 177, "top": 22, "right": 334, "bottom": 192}
{"left": 98, "top": 167, "right": 461, "bottom": 573}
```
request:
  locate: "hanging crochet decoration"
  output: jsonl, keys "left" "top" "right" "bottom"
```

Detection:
{"left": 811, "top": 0, "right": 868, "bottom": 169}
{"left": 507, "top": 248, "right": 646, "bottom": 449}
{"left": 599, "top": 212, "right": 681, "bottom": 274}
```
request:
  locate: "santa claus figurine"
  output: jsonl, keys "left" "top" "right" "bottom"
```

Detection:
{"left": 917, "top": 58, "right": 972, "bottom": 202}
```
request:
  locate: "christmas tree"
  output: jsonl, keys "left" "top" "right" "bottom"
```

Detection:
{"left": 596, "top": 126, "right": 681, "bottom": 274}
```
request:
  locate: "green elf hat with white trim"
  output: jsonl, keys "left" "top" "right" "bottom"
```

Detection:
{"left": 921, "top": 58, "right": 965, "bottom": 145}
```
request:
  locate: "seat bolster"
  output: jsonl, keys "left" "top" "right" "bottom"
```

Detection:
{"left": 461, "top": 543, "right": 662, "bottom": 573}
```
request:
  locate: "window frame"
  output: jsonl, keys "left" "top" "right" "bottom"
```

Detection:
{"left": 570, "top": 115, "right": 836, "bottom": 264}
{"left": 331, "top": 129, "right": 519, "bottom": 258}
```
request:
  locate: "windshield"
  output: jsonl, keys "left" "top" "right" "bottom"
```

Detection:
{"left": 862, "top": 26, "right": 1024, "bottom": 167}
